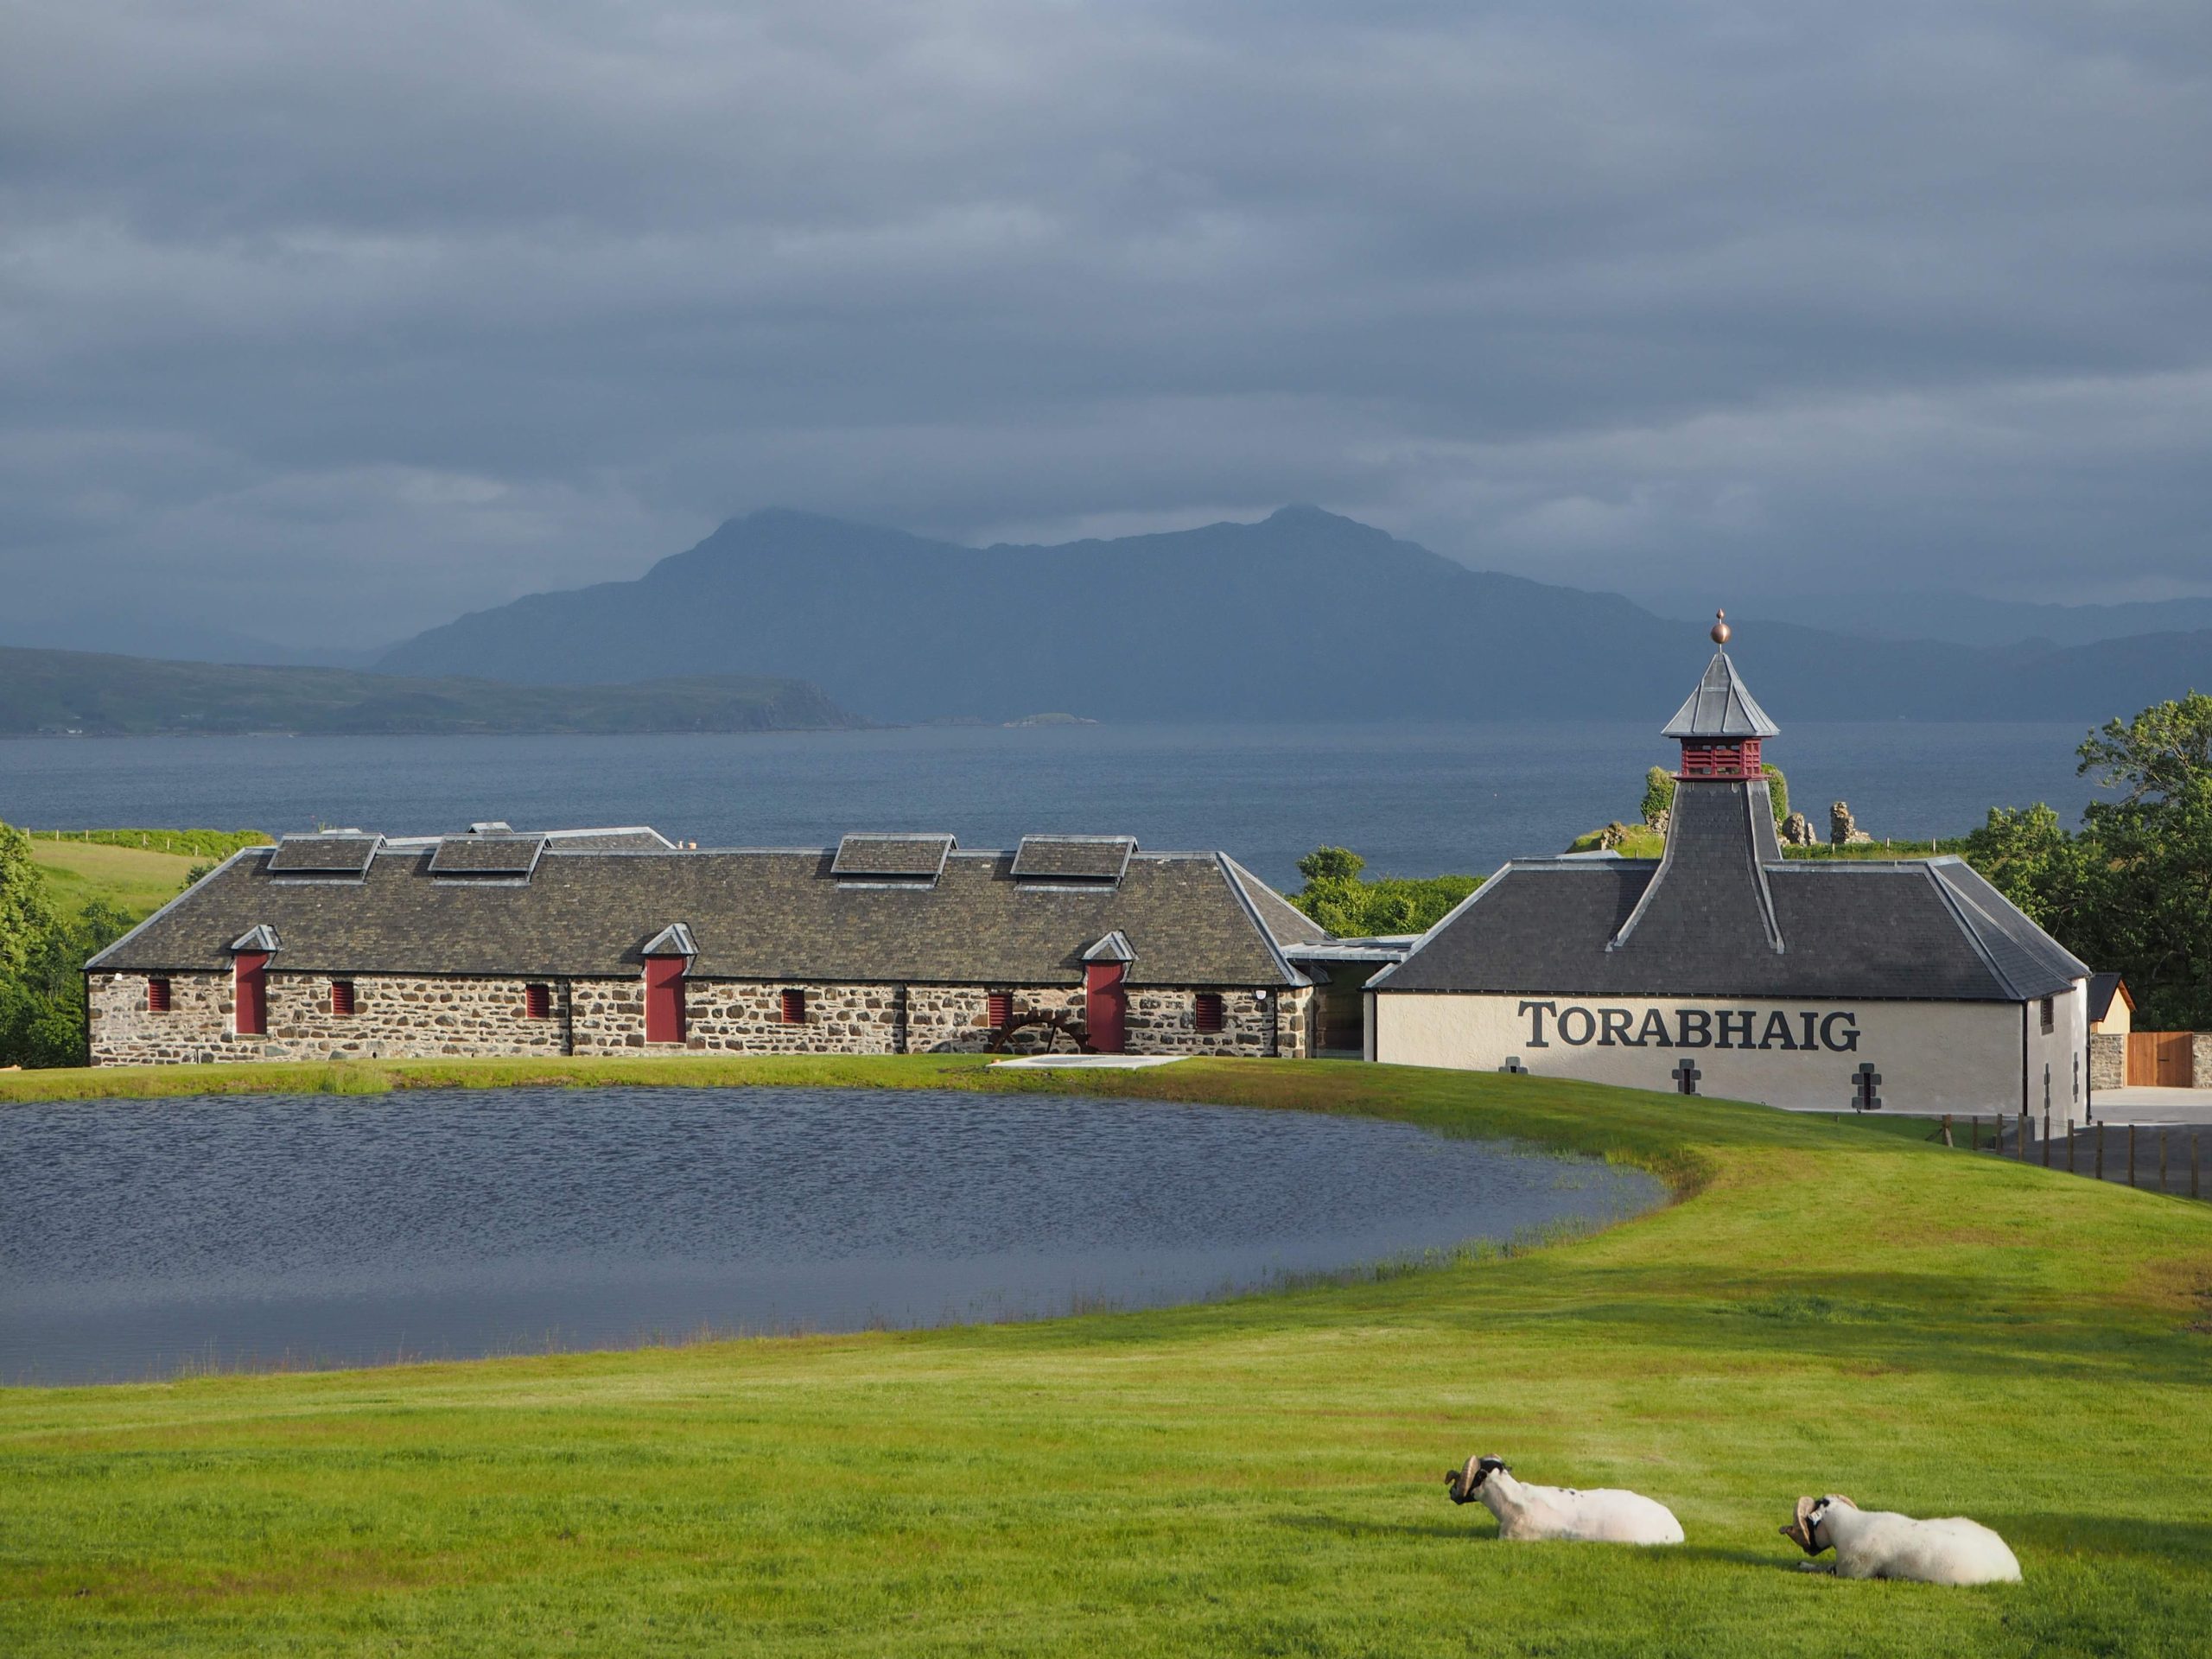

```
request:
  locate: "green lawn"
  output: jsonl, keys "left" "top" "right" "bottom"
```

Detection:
{"left": 2, "top": 1056, "right": 2207, "bottom": 1656}
{"left": 25, "top": 838, "right": 201, "bottom": 920}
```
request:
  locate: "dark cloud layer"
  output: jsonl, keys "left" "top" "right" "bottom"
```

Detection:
{"left": 3, "top": 1, "right": 2208, "bottom": 648}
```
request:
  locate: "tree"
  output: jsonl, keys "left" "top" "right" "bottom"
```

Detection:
{"left": 1762, "top": 762, "right": 1789, "bottom": 826}
{"left": 1961, "top": 693, "right": 2212, "bottom": 1030}
{"left": 2076, "top": 691, "right": 2212, "bottom": 804}
{"left": 1640, "top": 769, "right": 1674, "bottom": 826}
{"left": 0, "top": 819, "right": 54, "bottom": 978}
{"left": 1288, "top": 846, "right": 1479, "bottom": 938}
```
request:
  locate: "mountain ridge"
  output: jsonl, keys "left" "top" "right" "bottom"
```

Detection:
{"left": 374, "top": 506, "right": 2212, "bottom": 724}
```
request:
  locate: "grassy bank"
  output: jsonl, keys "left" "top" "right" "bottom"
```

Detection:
{"left": 3, "top": 1057, "right": 2208, "bottom": 1656}
{"left": 24, "top": 838, "right": 202, "bottom": 920}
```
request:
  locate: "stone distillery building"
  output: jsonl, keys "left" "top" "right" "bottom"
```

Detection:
{"left": 1369, "top": 621, "right": 2095, "bottom": 1116}
{"left": 85, "top": 827, "right": 1328, "bottom": 1065}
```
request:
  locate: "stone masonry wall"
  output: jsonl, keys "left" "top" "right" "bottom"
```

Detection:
{"left": 89, "top": 970, "right": 1301, "bottom": 1064}
{"left": 2089, "top": 1032, "right": 2126, "bottom": 1092}
{"left": 2196, "top": 1033, "right": 2212, "bottom": 1090}
{"left": 1124, "top": 987, "right": 1280, "bottom": 1057}
{"left": 906, "top": 985, "right": 1084, "bottom": 1054}
{"left": 88, "top": 970, "right": 570, "bottom": 1064}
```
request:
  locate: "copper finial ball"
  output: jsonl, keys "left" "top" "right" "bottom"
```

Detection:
{"left": 1711, "top": 609, "right": 1732, "bottom": 645}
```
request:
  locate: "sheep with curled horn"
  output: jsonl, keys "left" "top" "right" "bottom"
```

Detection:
{"left": 1781, "top": 1495, "right": 2020, "bottom": 1585}
{"left": 1444, "top": 1454, "right": 1684, "bottom": 1545}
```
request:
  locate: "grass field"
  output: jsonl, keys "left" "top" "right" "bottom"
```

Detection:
{"left": 2, "top": 1054, "right": 2208, "bottom": 1656}
{"left": 24, "top": 838, "right": 201, "bottom": 920}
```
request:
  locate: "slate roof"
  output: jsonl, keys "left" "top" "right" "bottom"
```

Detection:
{"left": 1373, "top": 840, "right": 2087, "bottom": 1002}
{"left": 2087, "top": 971, "right": 2131, "bottom": 1024}
{"left": 88, "top": 841, "right": 1314, "bottom": 988}
{"left": 1662, "top": 650, "right": 1779, "bottom": 739}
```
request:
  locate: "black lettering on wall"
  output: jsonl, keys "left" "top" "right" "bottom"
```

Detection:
{"left": 1676, "top": 1009, "right": 1713, "bottom": 1048}
{"left": 1758, "top": 1010, "right": 1798, "bottom": 1051}
{"left": 1558, "top": 1007, "right": 1596, "bottom": 1046}
{"left": 1517, "top": 1000, "right": 1556, "bottom": 1048}
{"left": 1599, "top": 1007, "right": 1639, "bottom": 1047}
{"left": 1636, "top": 1008, "right": 1675, "bottom": 1047}
{"left": 1821, "top": 1012, "right": 1861, "bottom": 1053}
{"left": 1716, "top": 1010, "right": 1753, "bottom": 1049}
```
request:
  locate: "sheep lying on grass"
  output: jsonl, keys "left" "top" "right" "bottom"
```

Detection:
{"left": 1444, "top": 1454, "right": 1684, "bottom": 1545}
{"left": 1781, "top": 1495, "right": 2021, "bottom": 1585}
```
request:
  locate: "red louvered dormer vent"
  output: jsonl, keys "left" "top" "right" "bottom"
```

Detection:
{"left": 1676, "top": 739, "right": 1762, "bottom": 779}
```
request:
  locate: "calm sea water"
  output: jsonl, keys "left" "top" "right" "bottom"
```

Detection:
{"left": 0, "top": 1087, "right": 1659, "bottom": 1384}
{"left": 0, "top": 721, "right": 2094, "bottom": 887}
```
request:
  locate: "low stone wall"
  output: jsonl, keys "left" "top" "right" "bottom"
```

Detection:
{"left": 88, "top": 970, "right": 1300, "bottom": 1064}
{"left": 2197, "top": 1033, "right": 2212, "bottom": 1090}
{"left": 2089, "top": 1032, "right": 2126, "bottom": 1092}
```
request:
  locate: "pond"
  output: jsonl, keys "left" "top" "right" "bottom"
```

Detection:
{"left": 0, "top": 1087, "right": 1662, "bottom": 1384}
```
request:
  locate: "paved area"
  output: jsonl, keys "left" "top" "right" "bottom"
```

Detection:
{"left": 988, "top": 1054, "right": 1187, "bottom": 1071}
{"left": 2084, "top": 1086, "right": 2212, "bottom": 1126}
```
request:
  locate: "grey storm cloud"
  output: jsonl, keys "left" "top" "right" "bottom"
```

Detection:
{"left": 2, "top": 0, "right": 2209, "bottom": 648}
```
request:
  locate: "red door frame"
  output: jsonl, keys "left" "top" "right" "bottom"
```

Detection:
{"left": 1084, "top": 962, "right": 1126, "bottom": 1053}
{"left": 233, "top": 951, "right": 269, "bottom": 1036}
{"left": 644, "top": 956, "right": 687, "bottom": 1044}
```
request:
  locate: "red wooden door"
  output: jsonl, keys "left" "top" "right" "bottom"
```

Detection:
{"left": 644, "top": 957, "right": 687, "bottom": 1044}
{"left": 1084, "top": 963, "right": 1126, "bottom": 1053}
{"left": 232, "top": 951, "right": 268, "bottom": 1036}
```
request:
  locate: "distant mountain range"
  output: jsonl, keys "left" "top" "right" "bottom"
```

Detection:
{"left": 0, "top": 648, "right": 856, "bottom": 737}
{"left": 1638, "top": 588, "right": 2212, "bottom": 650}
{"left": 375, "top": 507, "right": 2212, "bottom": 723}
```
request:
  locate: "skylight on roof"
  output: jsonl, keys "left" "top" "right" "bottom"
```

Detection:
{"left": 428, "top": 835, "right": 549, "bottom": 877}
{"left": 1010, "top": 835, "right": 1136, "bottom": 883}
{"left": 266, "top": 834, "right": 381, "bottom": 876}
{"left": 830, "top": 833, "right": 956, "bottom": 880}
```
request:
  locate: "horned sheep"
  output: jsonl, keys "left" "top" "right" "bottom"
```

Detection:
{"left": 1781, "top": 1495, "right": 2021, "bottom": 1585}
{"left": 1444, "top": 1454, "right": 1684, "bottom": 1545}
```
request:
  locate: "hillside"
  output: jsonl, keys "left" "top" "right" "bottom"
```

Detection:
{"left": 0, "top": 648, "right": 861, "bottom": 736}
{"left": 378, "top": 507, "right": 2212, "bottom": 723}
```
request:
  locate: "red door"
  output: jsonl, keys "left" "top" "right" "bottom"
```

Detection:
{"left": 1084, "top": 962, "right": 1126, "bottom": 1053}
{"left": 644, "top": 957, "right": 687, "bottom": 1044}
{"left": 233, "top": 951, "right": 269, "bottom": 1036}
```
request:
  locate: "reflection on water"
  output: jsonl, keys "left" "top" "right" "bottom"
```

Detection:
{"left": 0, "top": 1087, "right": 1660, "bottom": 1383}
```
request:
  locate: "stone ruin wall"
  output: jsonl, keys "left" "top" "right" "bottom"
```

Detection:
{"left": 89, "top": 972, "right": 1303, "bottom": 1063}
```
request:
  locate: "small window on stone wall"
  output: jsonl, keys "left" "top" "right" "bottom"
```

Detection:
{"left": 1194, "top": 993, "right": 1225, "bottom": 1033}
{"left": 781, "top": 988, "right": 807, "bottom": 1026}
{"left": 987, "top": 991, "right": 1013, "bottom": 1028}
{"left": 330, "top": 980, "right": 357, "bottom": 1016}
{"left": 147, "top": 977, "right": 172, "bottom": 1014}
{"left": 524, "top": 983, "right": 552, "bottom": 1019}
{"left": 2041, "top": 995, "right": 2055, "bottom": 1034}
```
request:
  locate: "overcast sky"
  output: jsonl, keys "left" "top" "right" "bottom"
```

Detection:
{"left": 3, "top": 1, "right": 2209, "bottom": 650}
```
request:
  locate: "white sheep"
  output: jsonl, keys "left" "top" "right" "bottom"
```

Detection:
{"left": 1780, "top": 1495, "right": 2021, "bottom": 1585}
{"left": 1444, "top": 1454, "right": 1684, "bottom": 1545}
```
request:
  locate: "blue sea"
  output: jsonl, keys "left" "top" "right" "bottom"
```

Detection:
{"left": 0, "top": 721, "right": 2098, "bottom": 890}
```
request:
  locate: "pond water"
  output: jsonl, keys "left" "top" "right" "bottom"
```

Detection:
{"left": 0, "top": 1087, "right": 1661, "bottom": 1384}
